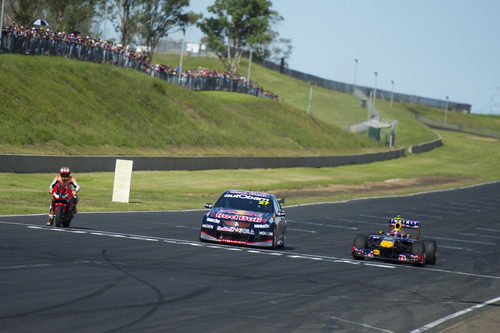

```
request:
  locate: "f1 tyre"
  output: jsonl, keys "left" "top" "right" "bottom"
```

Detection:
{"left": 352, "top": 234, "right": 368, "bottom": 260}
{"left": 424, "top": 240, "right": 437, "bottom": 265}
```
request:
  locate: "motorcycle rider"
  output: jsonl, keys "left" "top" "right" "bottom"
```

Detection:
{"left": 46, "top": 166, "right": 80, "bottom": 226}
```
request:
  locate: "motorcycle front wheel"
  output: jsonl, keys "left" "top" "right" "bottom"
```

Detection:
{"left": 55, "top": 207, "right": 63, "bottom": 227}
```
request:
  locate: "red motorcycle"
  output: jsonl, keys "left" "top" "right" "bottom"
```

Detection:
{"left": 51, "top": 182, "right": 75, "bottom": 227}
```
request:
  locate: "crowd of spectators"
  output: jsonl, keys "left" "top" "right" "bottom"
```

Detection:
{"left": 1, "top": 22, "right": 279, "bottom": 101}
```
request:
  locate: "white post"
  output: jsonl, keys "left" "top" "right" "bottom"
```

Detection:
{"left": 372, "top": 71, "right": 378, "bottom": 109}
{"left": 112, "top": 159, "right": 133, "bottom": 203}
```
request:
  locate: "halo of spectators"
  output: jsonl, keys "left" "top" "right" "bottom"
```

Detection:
{"left": 1, "top": 22, "right": 279, "bottom": 101}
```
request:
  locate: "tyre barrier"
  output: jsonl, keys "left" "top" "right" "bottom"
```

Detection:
{"left": 408, "top": 136, "right": 443, "bottom": 154}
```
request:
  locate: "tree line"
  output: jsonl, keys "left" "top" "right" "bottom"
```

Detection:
{"left": 2, "top": 0, "right": 292, "bottom": 75}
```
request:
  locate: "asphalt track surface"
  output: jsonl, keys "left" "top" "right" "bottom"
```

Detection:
{"left": 1, "top": 182, "right": 499, "bottom": 333}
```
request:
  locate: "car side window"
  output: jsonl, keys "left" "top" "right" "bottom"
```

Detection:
{"left": 272, "top": 197, "right": 281, "bottom": 214}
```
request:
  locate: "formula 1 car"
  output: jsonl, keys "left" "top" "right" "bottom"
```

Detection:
{"left": 200, "top": 190, "right": 287, "bottom": 248}
{"left": 351, "top": 216, "right": 437, "bottom": 266}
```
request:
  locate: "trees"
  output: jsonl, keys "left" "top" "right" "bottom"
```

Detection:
{"left": 197, "top": 0, "right": 278, "bottom": 75}
{"left": 3, "top": 0, "right": 99, "bottom": 35}
{"left": 4, "top": 0, "right": 45, "bottom": 26}
{"left": 137, "top": 0, "right": 198, "bottom": 59}
{"left": 44, "top": 0, "right": 99, "bottom": 35}
{"left": 108, "top": 0, "right": 139, "bottom": 47}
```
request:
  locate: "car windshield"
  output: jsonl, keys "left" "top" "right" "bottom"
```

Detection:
{"left": 214, "top": 193, "right": 273, "bottom": 213}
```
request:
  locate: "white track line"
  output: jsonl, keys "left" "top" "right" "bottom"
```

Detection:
{"left": 2, "top": 220, "right": 500, "bottom": 280}
{"left": 329, "top": 315, "right": 394, "bottom": 333}
{"left": 410, "top": 295, "right": 500, "bottom": 333}
{"left": 288, "top": 219, "right": 357, "bottom": 230}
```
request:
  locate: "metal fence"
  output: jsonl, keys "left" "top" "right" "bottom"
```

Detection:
{"left": 0, "top": 28, "right": 278, "bottom": 100}
{"left": 257, "top": 59, "right": 472, "bottom": 113}
{"left": 413, "top": 115, "right": 500, "bottom": 139}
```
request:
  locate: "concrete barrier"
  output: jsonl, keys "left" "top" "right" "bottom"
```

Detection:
{"left": 0, "top": 148, "right": 405, "bottom": 173}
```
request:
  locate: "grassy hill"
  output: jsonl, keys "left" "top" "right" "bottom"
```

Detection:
{"left": 153, "top": 54, "right": 440, "bottom": 147}
{"left": 0, "top": 53, "right": 499, "bottom": 214}
{"left": 0, "top": 54, "right": 387, "bottom": 156}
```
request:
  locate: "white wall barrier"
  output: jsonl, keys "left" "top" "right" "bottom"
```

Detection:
{"left": 112, "top": 159, "right": 133, "bottom": 203}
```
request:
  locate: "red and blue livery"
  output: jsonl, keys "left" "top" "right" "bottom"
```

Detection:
{"left": 351, "top": 216, "right": 437, "bottom": 266}
{"left": 200, "top": 190, "right": 287, "bottom": 248}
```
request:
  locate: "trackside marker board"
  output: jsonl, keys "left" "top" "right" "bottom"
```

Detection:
{"left": 112, "top": 159, "right": 133, "bottom": 203}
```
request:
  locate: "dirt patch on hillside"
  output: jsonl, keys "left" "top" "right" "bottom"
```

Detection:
{"left": 276, "top": 175, "right": 477, "bottom": 200}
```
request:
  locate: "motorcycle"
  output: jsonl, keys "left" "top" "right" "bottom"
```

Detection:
{"left": 51, "top": 182, "right": 75, "bottom": 227}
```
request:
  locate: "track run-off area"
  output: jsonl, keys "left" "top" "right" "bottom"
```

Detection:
{"left": 1, "top": 181, "right": 499, "bottom": 332}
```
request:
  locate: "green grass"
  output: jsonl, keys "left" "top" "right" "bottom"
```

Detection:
{"left": 0, "top": 129, "right": 498, "bottom": 215}
{"left": 1, "top": 53, "right": 499, "bottom": 216}
{"left": 154, "top": 54, "right": 440, "bottom": 147}
{"left": 0, "top": 54, "right": 386, "bottom": 156}
{"left": 403, "top": 102, "right": 500, "bottom": 131}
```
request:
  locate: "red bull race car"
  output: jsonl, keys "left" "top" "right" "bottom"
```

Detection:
{"left": 351, "top": 216, "right": 437, "bottom": 266}
{"left": 200, "top": 190, "right": 287, "bottom": 248}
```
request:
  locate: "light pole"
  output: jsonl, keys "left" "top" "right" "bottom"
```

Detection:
{"left": 370, "top": 71, "right": 378, "bottom": 119}
{"left": 353, "top": 58, "right": 358, "bottom": 92}
{"left": 247, "top": 46, "right": 253, "bottom": 86}
{"left": 444, "top": 95, "right": 449, "bottom": 126}
{"left": 307, "top": 81, "right": 313, "bottom": 115}
{"left": 390, "top": 80, "right": 395, "bottom": 108}
{"left": 103, "top": 0, "right": 107, "bottom": 41}
{"left": 178, "top": 28, "right": 185, "bottom": 84}
{"left": 0, "top": 0, "right": 5, "bottom": 45}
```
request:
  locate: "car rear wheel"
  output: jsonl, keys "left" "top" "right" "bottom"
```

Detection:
{"left": 277, "top": 229, "right": 285, "bottom": 249}
{"left": 352, "top": 234, "right": 368, "bottom": 260}
{"left": 424, "top": 240, "right": 437, "bottom": 265}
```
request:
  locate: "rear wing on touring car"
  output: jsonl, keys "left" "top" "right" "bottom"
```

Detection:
{"left": 390, "top": 218, "right": 421, "bottom": 239}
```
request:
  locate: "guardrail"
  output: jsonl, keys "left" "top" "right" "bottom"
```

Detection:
{"left": 414, "top": 115, "right": 500, "bottom": 139}
{"left": 0, "top": 148, "right": 405, "bottom": 173}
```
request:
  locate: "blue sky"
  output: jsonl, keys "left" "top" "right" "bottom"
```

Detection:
{"left": 171, "top": 0, "right": 500, "bottom": 114}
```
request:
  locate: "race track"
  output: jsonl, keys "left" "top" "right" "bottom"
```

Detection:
{"left": 1, "top": 182, "right": 499, "bottom": 332}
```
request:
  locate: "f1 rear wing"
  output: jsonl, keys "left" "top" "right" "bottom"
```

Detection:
{"left": 390, "top": 218, "right": 420, "bottom": 229}
{"left": 390, "top": 218, "right": 421, "bottom": 239}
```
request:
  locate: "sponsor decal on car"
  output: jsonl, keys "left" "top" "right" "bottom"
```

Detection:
{"left": 217, "top": 226, "right": 255, "bottom": 235}
{"left": 254, "top": 224, "right": 271, "bottom": 229}
{"left": 201, "top": 224, "right": 214, "bottom": 229}
{"left": 215, "top": 212, "right": 263, "bottom": 223}
{"left": 258, "top": 231, "right": 273, "bottom": 236}
{"left": 228, "top": 190, "right": 269, "bottom": 198}
{"left": 206, "top": 217, "right": 220, "bottom": 223}
{"left": 224, "top": 193, "right": 270, "bottom": 203}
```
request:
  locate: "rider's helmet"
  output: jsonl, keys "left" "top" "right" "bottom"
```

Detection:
{"left": 390, "top": 221, "right": 403, "bottom": 237}
{"left": 60, "top": 166, "right": 71, "bottom": 181}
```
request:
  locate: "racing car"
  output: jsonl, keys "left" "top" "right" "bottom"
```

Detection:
{"left": 351, "top": 216, "right": 437, "bottom": 266}
{"left": 200, "top": 189, "right": 287, "bottom": 248}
